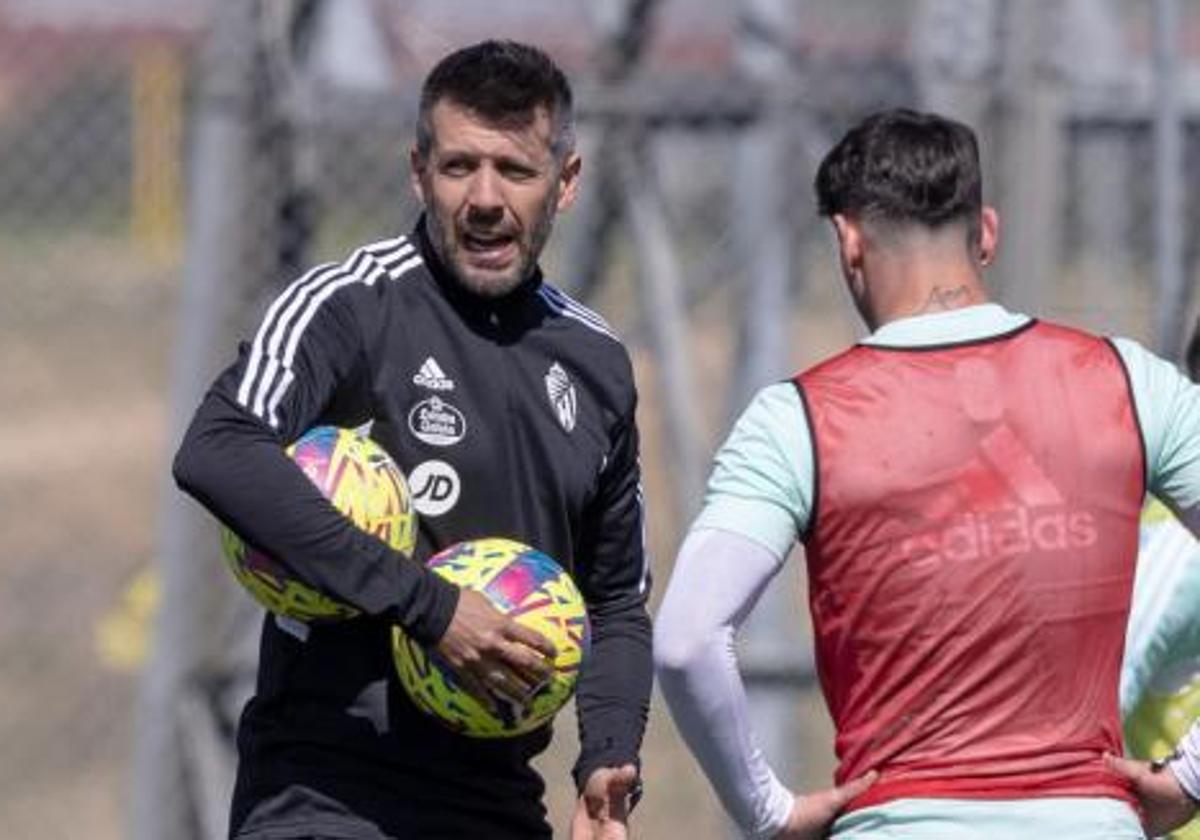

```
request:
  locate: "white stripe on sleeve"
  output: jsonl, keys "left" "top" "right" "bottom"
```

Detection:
{"left": 235, "top": 236, "right": 418, "bottom": 427}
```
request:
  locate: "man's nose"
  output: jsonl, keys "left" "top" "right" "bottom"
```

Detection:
{"left": 465, "top": 167, "right": 503, "bottom": 215}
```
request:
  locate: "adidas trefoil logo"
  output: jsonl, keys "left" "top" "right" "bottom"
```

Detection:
{"left": 545, "top": 361, "right": 577, "bottom": 433}
{"left": 412, "top": 356, "right": 455, "bottom": 392}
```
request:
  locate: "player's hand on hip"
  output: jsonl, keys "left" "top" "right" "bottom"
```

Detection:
{"left": 773, "top": 770, "right": 878, "bottom": 840}
{"left": 434, "top": 587, "right": 556, "bottom": 707}
{"left": 570, "top": 764, "right": 639, "bottom": 840}
{"left": 1105, "top": 752, "right": 1198, "bottom": 837}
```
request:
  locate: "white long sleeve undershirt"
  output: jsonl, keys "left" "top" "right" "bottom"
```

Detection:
{"left": 653, "top": 528, "right": 796, "bottom": 839}
{"left": 659, "top": 307, "right": 1200, "bottom": 836}
{"left": 1171, "top": 719, "right": 1200, "bottom": 802}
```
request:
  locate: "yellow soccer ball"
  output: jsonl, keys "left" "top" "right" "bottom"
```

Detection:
{"left": 392, "top": 537, "right": 591, "bottom": 738}
{"left": 221, "top": 426, "right": 417, "bottom": 621}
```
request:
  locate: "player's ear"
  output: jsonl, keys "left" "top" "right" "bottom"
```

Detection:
{"left": 555, "top": 152, "right": 582, "bottom": 213}
{"left": 832, "top": 214, "right": 864, "bottom": 279}
{"left": 409, "top": 144, "right": 427, "bottom": 206}
{"left": 979, "top": 205, "right": 999, "bottom": 267}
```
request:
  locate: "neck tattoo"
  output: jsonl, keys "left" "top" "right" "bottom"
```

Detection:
{"left": 921, "top": 285, "right": 971, "bottom": 312}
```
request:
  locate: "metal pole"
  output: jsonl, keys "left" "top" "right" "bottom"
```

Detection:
{"left": 728, "top": 0, "right": 795, "bottom": 417}
{"left": 911, "top": 0, "right": 998, "bottom": 136}
{"left": 562, "top": 0, "right": 659, "bottom": 300}
{"left": 575, "top": 0, "right": 699, "bottom": 524}
{"left": 991, "top": 0, "right": 1065, "bottom": 315}
{"left": 617, "top": 141, "right": 704, "bottom": 522}
{"left": 130, "top": 3, "right": 261, "bottom": 838}
{"left": 1153, "top": 0, "right": 1186, "bottom": 359}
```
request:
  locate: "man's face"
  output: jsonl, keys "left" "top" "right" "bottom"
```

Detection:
{"left": 411, "top": 99, "right": 580, "bottom": 298}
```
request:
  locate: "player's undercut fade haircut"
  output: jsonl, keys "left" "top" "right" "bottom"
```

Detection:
{"left": 415, "top": 40, "right": 575, "bottom": 161}
{"left": 815, "top": 108, "right": 984, "bottom": 249}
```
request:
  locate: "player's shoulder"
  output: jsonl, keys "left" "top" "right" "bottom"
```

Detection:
{"left": 1029, "top": 317, "right": 1118, "bottom": 350}
{"left": 1107, "top": 333, "right": 1167, "bottom": 368}
{"left": 793, "top": 343, "right": 872, "bottom": 385}
{"left": 534, "top": 280, "right": 635, "bottom": 406}
{"left": 536, "top": 281, "right": 623, "bottom": 342}
{"left": 731, "top": 381, "right": 806, "bottom": 438}
{"left": 272, "top": 234, "right": 430, "bottom": 313}
{"left": 339, "top": 233, "right": 430, "bottom": 295}
{"left": 1108, "top": 334, "right": 1195, "bottom": 405}
{"left": 535, "top": 282, "right": 630, "bottom": 360}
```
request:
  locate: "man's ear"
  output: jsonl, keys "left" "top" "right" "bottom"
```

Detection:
{"left": 555, "top": 152, "right": 582, "bottom": 213}
{"left": 832, "top": 214, "right": 864, "bottom": 278}
{"left": 979, "top": 205, "right": 999, "bottom": 266}
{"left": 409, "top": 145, "right": 426, "bottom": 205}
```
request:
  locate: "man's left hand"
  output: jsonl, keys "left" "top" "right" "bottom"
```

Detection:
{"left": 773, "top": 770, "right": 878, "bottom": 840}
{"left": 1106, "top": 752, "right": 1198, "bottom": 837}
{"left": 570, "top": 764, "right": 639, "bottom": 839}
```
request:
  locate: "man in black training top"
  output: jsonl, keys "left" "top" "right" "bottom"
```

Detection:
{"left": 174, "top": 40, "right": 652, "bottom": 840}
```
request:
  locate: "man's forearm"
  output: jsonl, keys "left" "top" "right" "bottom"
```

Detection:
{"left": 654, "top": 529, "right": 795, "bottom": 839}
{"left": 573, "top": 601, "right": 652, "bottom": 790}
{"left": 173, "top": 391, "right": 458, "bottom": 642}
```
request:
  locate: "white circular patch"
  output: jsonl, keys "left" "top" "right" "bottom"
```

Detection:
{"left": 408, "top": 459, "right": 461, "bottom": 517}
{"left": 408, "top": 396, "right": 467, "bottom": 446}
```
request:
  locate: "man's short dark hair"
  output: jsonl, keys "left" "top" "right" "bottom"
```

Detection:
{"left": 814, "top": 108, "right": 983, "bottom": 248}
{"left": 415, "top": 40, "right": 575, "bottom": 160}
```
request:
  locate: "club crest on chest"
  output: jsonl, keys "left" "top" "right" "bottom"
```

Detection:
{"left": 545, "top": 362, "right": 577, "bottom": 433}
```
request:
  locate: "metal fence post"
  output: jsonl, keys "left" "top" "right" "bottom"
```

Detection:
{"left": 618, "top": 139, "right": 705, "bottom": 524}
{"left": 130, "top": 3, "right": 261, "bottom": 838}
{"left": 991, "top": 0, "right": 1066, "bottom": 315}
{"left": 1153, "top": 0, "right": 1187, "bottom": 359}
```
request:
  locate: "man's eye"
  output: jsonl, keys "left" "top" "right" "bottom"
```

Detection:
{"left": 500, "top": 164, "right": 538, "bottom": 181}
{"left": 441, "top": 160, "right": 472, "bottom": 176}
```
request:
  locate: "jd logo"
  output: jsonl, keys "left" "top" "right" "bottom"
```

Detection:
{"left": 408, "top": 460, "right": 460, "bottom": 517}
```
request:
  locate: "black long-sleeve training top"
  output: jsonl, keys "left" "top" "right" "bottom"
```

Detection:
{"left": 173, "top": 218, "right": 653, "bottom": 839}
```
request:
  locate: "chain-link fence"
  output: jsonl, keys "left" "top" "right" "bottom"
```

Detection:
{"left": 2, "top": 1, "right": 1198, "bottom": 838}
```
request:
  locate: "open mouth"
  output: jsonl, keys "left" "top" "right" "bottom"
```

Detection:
{"left": 461, "top": 231, "right": 518, "bottom": 267}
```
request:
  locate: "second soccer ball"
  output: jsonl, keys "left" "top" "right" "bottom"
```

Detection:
{"left": 392, "top": 537, "right": 591, "bottom": 738}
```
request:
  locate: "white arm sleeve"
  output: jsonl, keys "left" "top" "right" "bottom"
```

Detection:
{"left": 1170, "top": 719, "right": 1200, "bottom": 802}
{"left": 654, "top": 528, "right": 796, "bottom": 839}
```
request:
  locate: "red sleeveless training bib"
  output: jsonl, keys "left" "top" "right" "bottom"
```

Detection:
{"left": 796, "top": 321, "right": 1145, "bottom": 810}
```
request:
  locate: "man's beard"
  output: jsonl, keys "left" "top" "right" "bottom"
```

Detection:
{"left": 426, "top": 199, "right": 557, "bottom": 299}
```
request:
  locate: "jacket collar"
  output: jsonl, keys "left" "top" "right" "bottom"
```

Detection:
{"left": 414, "top": 216, "right": 548, "bottom": 336}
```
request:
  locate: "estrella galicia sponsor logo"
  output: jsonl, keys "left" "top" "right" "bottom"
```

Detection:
{"left": 408, "top": 460, "right": 460, "bottom": 517}
{"left": 412, "top": 356, "right": 455, "bottom": 392}
{"left": 545, "top": 361, "right": 577, "bottom": 433}
{"left": 407, "top": 396, "right": 466, "bottom": 447}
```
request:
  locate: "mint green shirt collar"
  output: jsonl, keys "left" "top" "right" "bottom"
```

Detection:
{"left": 863, "top": 303, "right": 1031, "bottom": 348}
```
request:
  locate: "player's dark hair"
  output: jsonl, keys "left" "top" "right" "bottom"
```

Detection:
{"left": 815, "top": 108, "right": 983, "bottom": 249}
{"left": 415, "top": 40, "right": 575, "bottom": 160}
